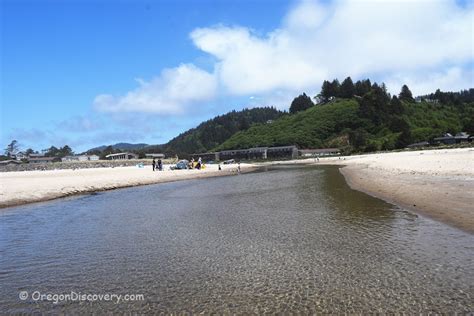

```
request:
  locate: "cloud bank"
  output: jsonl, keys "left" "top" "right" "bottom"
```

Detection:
{"left": 94, "top": 64, "right": 217, "bottom": 114}
{"left": 95, "top": 0, "right": 473, "bottom": 112}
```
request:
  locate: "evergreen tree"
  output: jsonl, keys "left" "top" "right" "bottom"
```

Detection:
{"left": 320, "top": 80, "right": 332, "bottom": 102}
{"left": 289, "top": 93, "right": 314, "bottom": 114}
{"left": 340, "top": 77, "right": 355, "bottom": 98}
{"left": 354, "top": 79, "right": 372, "bottom": 96}
{"left": 44, "top": 146, "right": 59, "bottom": 157}
{"left": 330, "top": 79, "right": 341, "bottom": 97}
{"left": 4, "top": 140, "right": 19, "bottom": 157}
{"left": 399, "top": 84, "right": 414, "bottom": 102}
{"left": 25, "top": 148, "right": 35, "bottom": 156}
{"left": 389, "top": 96, "right": 404, "bottom": 115}
{"left": 59, "top": 145, "right": 73, "bottom": 157}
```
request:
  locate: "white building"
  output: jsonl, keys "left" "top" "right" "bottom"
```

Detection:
{"left": 62, "top": 155, "right": 101, "bottom": 162}
{"left": 105, "top": 152, "right": 138, "bottom": 160}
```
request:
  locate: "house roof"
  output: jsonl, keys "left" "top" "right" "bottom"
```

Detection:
{"left": 455, "top": 132, "right": 470, "bottom": 139}
{"left": 267, "top": 145, "right": 298, "bottom": 150}
{"left": 105, "top": 152, "right": 137, "bottom": 158}
{"left": 0, "top": 160, "right": 21, "bottom": 165}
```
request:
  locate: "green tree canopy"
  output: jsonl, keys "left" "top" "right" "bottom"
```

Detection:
{"left": 399, "top": 84, "right": 414, "bottom": 102}
{"left": 289, "top": 93, "right": 314, "bottom": 114}
{"left": 340, "top": 77, "right": 355, "bottom": 98}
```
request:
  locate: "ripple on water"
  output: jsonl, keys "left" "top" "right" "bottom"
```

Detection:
{"left": 0, "top": 165, "right": 473, "bottom": 313}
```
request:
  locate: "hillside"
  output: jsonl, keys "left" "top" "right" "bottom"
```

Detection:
{"left": 216, "top": 99, "right": 361, "bottom": 150}
{"left": 88, "top": 143, "right": 148, "bottom": 152}
{"left": 157, "top": 107, "right": 285, "bottom": 157}
{"left": 216, "top": 87, "right": 473, "bottom": 153}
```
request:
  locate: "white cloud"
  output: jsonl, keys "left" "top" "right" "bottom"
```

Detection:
{"left": 94, "top": 0, "right": 473, "bottom": 112}
{"left": 94, "top": 64, "right": 217, "bottom": 113}
{"left": 386, "top": 66, "right": 474, "bottom": 96}
{"left": 191, "top": 0, "right": 473, "bottom": 99}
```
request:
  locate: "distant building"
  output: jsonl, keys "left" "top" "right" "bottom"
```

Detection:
{"left": 28, "top": 153, "right": 45, "bottom": 159}
{"left": 267, "top": 145, "right": 298, "bottom": 159}
{"left": 0, "top": 160, "right": 21, "bottom": 166}
{"left": 195, "top": 145, "right": 299, "bottom": 161}
{"left": 61, "top": 155, "right": 100, "bottom": 162}
{"left": 61, "top": 156, "right": 79, "bottom": 162}
{"left": 145, "top": 153, "right": 165, "bottom": 159}
{"left": 13, "top": 151, "right": 27, "bottom": 161}
{"left": 105, "top": 152, "right": 138, "bottom": 160}
{"left": 219, "top": 147, "right": 269, "bottom": 161}
{"left": 415, "top": 97, "right": 439, "bottom": 104}
{"left": 454, "top": 132, "right": 470, "bottom": 143}
{"left": 433, "top": 133, "right": 456, "bottom": 145}
{"left": 29, "top": 156, "right": 57, "bottom": 164}
{"left": 299, "top": 148, "right": 341, "bottom": 157}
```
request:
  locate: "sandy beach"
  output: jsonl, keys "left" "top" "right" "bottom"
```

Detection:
{"left": 1, "top": 148, "right": 473, "bottom": 233}
{"left": 0, "top": 163, "right": 256, "bottom": 208}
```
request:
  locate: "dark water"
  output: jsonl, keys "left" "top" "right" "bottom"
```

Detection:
{"left": 0, "top": 165, "right": 473, "bottom": 313}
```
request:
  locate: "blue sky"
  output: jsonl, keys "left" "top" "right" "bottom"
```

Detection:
{"left": 1, "top": 0, "right": 473, "bottom": 153}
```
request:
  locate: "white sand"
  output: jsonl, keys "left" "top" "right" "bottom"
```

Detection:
{"left": 0, "top": 163, "right": 254, "bottom": 208}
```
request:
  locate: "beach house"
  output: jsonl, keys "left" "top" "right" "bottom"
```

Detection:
{"left": 105, "top": 152, "right": 138, "bottom": 160}
{"left": 194, "top": 145, "right": 299, "bottom": 161}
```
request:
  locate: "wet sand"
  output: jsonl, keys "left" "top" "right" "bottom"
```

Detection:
{"left": 315, "top": 148, "right": 474, "bottom": 233}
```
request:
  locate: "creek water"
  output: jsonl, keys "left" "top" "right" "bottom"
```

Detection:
{"left": 0, "top": 165, "right": 472, "bottom": 313}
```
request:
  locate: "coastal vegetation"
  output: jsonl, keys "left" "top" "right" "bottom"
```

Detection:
{"left": 3, "top": 80, "right": 473, "bottom": 160}
{"left": 215, "top": 80, "right": 473, "bottom": 153}
{"left": 142, "top": 107, "right": 285, "bottom": 157}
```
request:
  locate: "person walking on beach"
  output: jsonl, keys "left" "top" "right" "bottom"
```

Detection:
{"left": 196, "top": 157, "right": 202, "bottom": 170}
{"left": 152, "top": 158, "right": 156, "bottom": 171}
{"left": 158, "top": 159, "right": 163, "bottom": 171}
{"left": 237, "top": 162, "right": 241, "bottom": 174}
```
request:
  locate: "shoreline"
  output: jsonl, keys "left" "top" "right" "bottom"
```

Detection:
{"left": 317, "top": 148, "right": 474, "bottom": 234}
{"left": 0, "top": 163, "right": 258, "bottom": 209}
{"left": 337, "top": 164, "right": 474, "bottom": 234}
{"left": 1, "top": 148, "right": 472, "bottom": 234}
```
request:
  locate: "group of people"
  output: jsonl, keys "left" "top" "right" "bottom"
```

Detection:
{"left": 152, "top": 158, "right": 163, "bottom": 171}
{"left": 189, "top": 157, "right": 203, "bottom": 170}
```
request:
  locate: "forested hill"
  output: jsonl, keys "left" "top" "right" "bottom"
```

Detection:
{"left": 155, "top": 107, "right": 285, "bottom": 157}
{"left": 215, "top": 80, "right": 473, "bottom": 153}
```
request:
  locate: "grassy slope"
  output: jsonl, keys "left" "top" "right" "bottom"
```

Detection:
{"left": 215, "top": 99, "right": 469, "bottom": 152}
{"left": 215, "top": 99, "right": 361, "bottom": 150}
